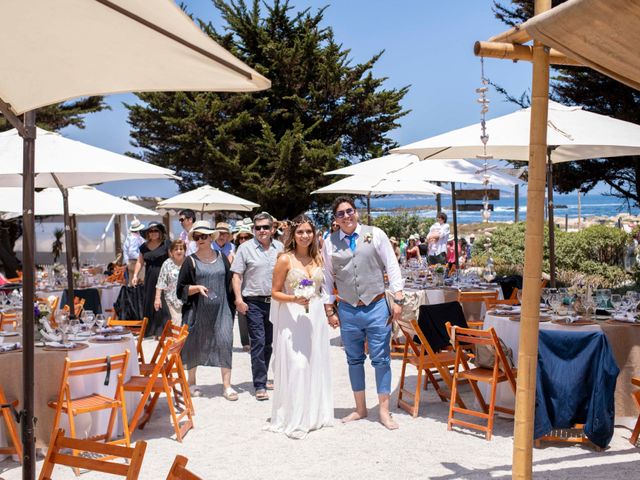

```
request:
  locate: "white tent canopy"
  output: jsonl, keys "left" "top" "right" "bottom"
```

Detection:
{"left": 0, "top": 185, "right": 158, "bottom": 219}
{"left": 312, "top": 176, "right": 450, "bottom": 196}
{"left": 393, "top": 101, "right": 640, "bottom": 163}
{"left": 522, "top": 0, "right": 640, "bottom": 92}
{"left": 328, "top": 155, "right": 519, "bottom": 187}
{"left": 0, "top": 0, "right": 270, "bottom": 115}
{"left": 158, "top": 185, "right": 260, "bottom": 213}
{"left": 0, "top": 128, "right": 180, "bottom": 188}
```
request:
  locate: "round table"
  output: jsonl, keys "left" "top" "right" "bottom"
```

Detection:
{"left": 0, "top": 333, "right": 139, "bottom": 461}
{"left": 37, "top": 284, "right": 122, "bottom": 315}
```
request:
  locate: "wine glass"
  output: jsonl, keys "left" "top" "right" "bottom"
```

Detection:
{"left": 69, "top": 318, "right": 81, "bottom": 340}
{"left": 95, "top": 313, "right": 106, "bottom": 331}
{"left": 541, "top": 288, "right": 550, "bottom": 307}
{"left": 549, "top": 294, "right": 562, "bottom": 316}
{"left": 610, "top": 294, "right": 622, "bottom": 314}
{"left": 601, "top": 289, "right": 612, "bottom": 310}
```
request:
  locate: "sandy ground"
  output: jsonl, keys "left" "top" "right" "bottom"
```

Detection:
{"left": 2, "top": 326, "right": 640, "bottom": 480}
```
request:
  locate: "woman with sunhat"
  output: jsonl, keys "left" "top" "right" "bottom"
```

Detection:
{"left": 177, "top": 220, "right": 237, "bottom": 400}
{"left": 133, "top": 221, "right": 170, "bottom": 336}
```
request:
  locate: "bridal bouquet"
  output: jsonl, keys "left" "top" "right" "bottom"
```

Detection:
{"left": 294, "top": 278, "right": 315, "bottom": 313}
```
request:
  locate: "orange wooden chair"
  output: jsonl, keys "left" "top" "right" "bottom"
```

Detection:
{"left": 0, "top": 312, "right": 18, "bottom": 330}
{"left": 0, "top": 385, "right": 22, "bottom": 463}
{"left": 448, "top": 326, "right": 517, "bottom": 440}
{"left": 166, "top": 455, "right": 202, "bottom": 480}
{"left": 39, "top": 429, "right": 146, "bottom": 480}
{"left": 124, "top": 335, "right": 193, "bottom": 442}
{"left": 139, "top": 322, "right": 188, "bottom": 376}
{"left": 395, "top": 316, "right": 464, "bottom": 417}
{"left": 457, "top": 290, "right": 499, "bottom": 327}
{"left": 106, "top": 265, "right": 127, "bottom": 285}
{"left": 47, "top": 351, "right": 132, "bottom": 458}
{"left": 62, "top": 297, "right": 86, "bottom": 318}
{"left": 630, "top": 376, "right": 640, "bottom": 446}
{"left": 108, "top": 317, "right": 149, "bottom": 364}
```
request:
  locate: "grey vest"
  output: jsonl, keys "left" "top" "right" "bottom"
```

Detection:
{"left": 330, "top": 225, "right": 386, "bottom": 306}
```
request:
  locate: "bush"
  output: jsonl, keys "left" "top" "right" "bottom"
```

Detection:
{"left": 371, "top": 213, "right": 435, "bottom": 239}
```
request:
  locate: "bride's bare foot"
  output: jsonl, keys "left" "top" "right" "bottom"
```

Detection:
{"left": 379, "top": 411, "right": 399, "bottom": 430}
{"left": 342, "top": 410, "right": 367, "bottom": 423}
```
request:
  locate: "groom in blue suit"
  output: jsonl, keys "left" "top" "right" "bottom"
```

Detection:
{"left": 322, "top": 196, "right": 405, "bottom": 430}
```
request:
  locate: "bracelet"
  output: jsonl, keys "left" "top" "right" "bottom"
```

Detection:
{"left": 325, "top": 308, "right": 336, "bottom": 317}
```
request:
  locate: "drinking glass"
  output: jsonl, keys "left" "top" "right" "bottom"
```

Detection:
{"left": 58, "top": 314, "right": 70, "bottom": 344}
{"left": 549, "top": 294, "right": 562, "bottom": 316}
{"left": 541, "top": 288, "right": 550, "bottom": 307}
{"left": 611, "top": 294, "right": 622, "bottom": 313}
{"left": 95, "top": 313, "right": 106, "bottom": 330}
{"left": 69, "top": 318, "right": 81, "bottom": 340}
{"left": 601, "top": 289, "right": 612, "bottom": 310}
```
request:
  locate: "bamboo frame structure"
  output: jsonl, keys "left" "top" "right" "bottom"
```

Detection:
{"left": 475, "top": 1, "right": 553, "bottom": 478}
{"left": 474, "top": 41, "right": 581, "bottom": 66}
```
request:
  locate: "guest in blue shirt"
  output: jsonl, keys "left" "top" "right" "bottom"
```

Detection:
{"left": 213, "top": 222, "right": 236, "bottom": 262}
{"left": 122, "top": 218, "right": 145, "bottom": 286}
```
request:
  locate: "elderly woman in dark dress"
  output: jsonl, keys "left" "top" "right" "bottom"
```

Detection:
{"left": 177, "top": 220, "right": 237, "bottom": 401}
{"left": 133, "top": 221, "right": 170, "bottom": 336}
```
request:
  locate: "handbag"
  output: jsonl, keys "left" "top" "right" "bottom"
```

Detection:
{"left": 474, "top": 338, "right": 515, "bottom": 371}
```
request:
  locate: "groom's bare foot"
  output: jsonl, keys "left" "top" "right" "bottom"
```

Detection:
{"left": 379, "top": 411, "right": 399, "bottom": 430}
{"left": 342, "top": 410, "right": 367, "bottom": 423}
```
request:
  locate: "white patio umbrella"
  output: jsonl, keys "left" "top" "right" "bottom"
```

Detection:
{"left": 312, "top": 175, "right": 449, "bottom": 224}
{"left": 393, "top": 100, "right": 640, "bottom": 284}
{"left": 157, "top": 185, "right": 260, "bottom": 216}
{"left": 522, "top": 0, "right": 640, "bottom": 92}
{"left": 1, "top": 2, "right": 270, "bottom": 472}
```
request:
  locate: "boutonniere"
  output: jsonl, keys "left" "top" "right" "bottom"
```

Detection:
{"left": 363, "top": 233, "right": 373, "bottom": 244}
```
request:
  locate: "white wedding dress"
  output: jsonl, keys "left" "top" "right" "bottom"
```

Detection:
{"left": 266, "top": 266, "right": 334, "bottom": 439}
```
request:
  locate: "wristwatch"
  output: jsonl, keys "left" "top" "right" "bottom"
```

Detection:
{"left": 392, "top": 296, "right": 405, "bottom": 306}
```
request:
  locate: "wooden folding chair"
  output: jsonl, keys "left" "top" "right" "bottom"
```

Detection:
{"left": 47, "top": 351, "right": 131, "bottom": 456}
{"left": 0, "top": 385, "right": 22, "bottom": 463}
{"left": 139, "top": 322, "right": 188, "bottom": 376}
{"left": 124, "top": 335, "right": 194, "bottom": 442}
{"left": 629, "top": 376, "right": 640, "bottom": 446}
{"left": 457, "top": 290, "right": 499, "bottom": 327}
{"left": 166, "top": 455, "right": 202, "bottom": 480}
{"left": 106, "top": 265, "right": 127, "bottom": 285}
{"left": 39, "top": 429, "right": 146, "bottom": 480}
{"left": 448, "top": 326, "right": 517, "bottom": 440}
{"left": 108, "top": 317, "right": 149, "bottom": 363}
{"left": 396, "top": 316, "right": 464, "bottom": 417}
{"left": 0, "top": 312, "right": 18, "bottom": 330}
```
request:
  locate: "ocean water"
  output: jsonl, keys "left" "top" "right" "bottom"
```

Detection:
{"left": 359, "top": 192, "right": 640, "bottom": 224}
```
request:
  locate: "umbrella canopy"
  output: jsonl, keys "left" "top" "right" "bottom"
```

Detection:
{"left": 0, "top": 185, "right": 158, "bottom": 219}
{"left": 312, "top": 175, "right": 450, "bottom": 196}
{"left": 0, "top": 0, "right": 270, "bottom": 115}
{"left": 522, "top": 0, "right": 640, "bottom": 92}
{"left": 0, "top": 128, "right": 179, "bottom": 187}
{"left": 157, "top": 185, "right": 260, "bottom": 212}
{"left": 328, "top": 155, "right": 519, "bottom": 187}
{"left": 392, "top": 100, "right": 640, "bottom": 163}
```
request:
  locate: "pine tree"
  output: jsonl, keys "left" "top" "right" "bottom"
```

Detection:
{"left": 126, "top": 0, "right": 409, "bottom": 219}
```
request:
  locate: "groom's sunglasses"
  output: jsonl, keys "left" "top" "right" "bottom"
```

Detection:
{"left": 335, "top": 208, "right": 355, "bottom": 219}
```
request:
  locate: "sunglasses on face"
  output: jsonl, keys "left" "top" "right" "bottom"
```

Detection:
{"left": 193, "top": 233, "right": 210, "bottom": 241}
{"left": 335, "top": 208, "right": 355, "bottom": 219}
{"left": 178, "top": 218, "right": 186, "bottom": 223}
{"left": 237, "top": 236, "right": 251, "bottom": 241}
{"left": 147, "top": 229, "right": 161, "bottom": 234}
{"left": 254, "top": 225, "right": 271, "bottom": 231}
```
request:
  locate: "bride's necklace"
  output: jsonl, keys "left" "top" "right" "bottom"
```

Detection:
{"left": 292, "top": 251, "right": 315, "bottom": 275}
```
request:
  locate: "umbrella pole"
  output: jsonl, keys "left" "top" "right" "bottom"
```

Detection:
{"left": 546, "top": 151, "right": 556, "bottom": 287}
{"left": 451, "top": 183, "right": 459, "bottom": 268}
{"left": 514, "top": 184, "right": 520, "bottom": 223}
{"left": 20, "top": 110, "right": 37, "bottom": 480}
{"left": 512, "top": 1, "right": 550, "bottom": 477}
{"left": 367, "top": 194, "right": 371, "bottom": 226}
{"left": 71, "top": 214, "right": 80, "bottom": 270}
{"left": 52, "top": 174, "right": 76, "bottom": 317}
{"left": 114, "top": 215, "right": 123, "bottom": 262}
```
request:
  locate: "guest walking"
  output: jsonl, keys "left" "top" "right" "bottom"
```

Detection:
{"left": 234, "top": 226, "right": 254, "bottom": 352}
{"left": 177, "top": 221, "right": 237, "bottom": 401}
{"left": 213, "top": 222, "right": 235, "bottom": 262}
{"left": 122, "top": 218, "right": 145, "bottom": 286}
{"left": 155, "top": 240, "right": 186, "bottom": 326}
{"left": 133, "top": 221, "right": 170, "bottom": 336}
{"left": 232, "top": 212, "right": 283, "bottom": 401}
{"left": 178, "top": 209, "right": 197, "bottom": 256}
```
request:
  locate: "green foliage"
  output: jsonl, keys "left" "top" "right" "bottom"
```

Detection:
{"left": 126, "top": 0, "right": 409, "bottom": 219}
{"left": 472, "top": 222, "right": 630, "bottom": 287}
{"left": 371, "top": 214, "right": 434, "bottom": 239}
{"left": 494, "top": 0, "right": 640, "bottom": 207}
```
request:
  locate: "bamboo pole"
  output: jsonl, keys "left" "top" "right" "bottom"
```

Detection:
{"left": 546, "top": 154, "right": 556, "bottom": 287}
{"left": 512, "top": 1, "right": 551, "bottom": 478}
{"left": 474, "top": 41, "right": 581, "bottom": 66}
{"left": 489, "top": 26, "right": 532, "bottom": 44}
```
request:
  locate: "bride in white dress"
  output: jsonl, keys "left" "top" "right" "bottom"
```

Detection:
{"left": 266, "top": 214, "right": 334, "bottom": 439}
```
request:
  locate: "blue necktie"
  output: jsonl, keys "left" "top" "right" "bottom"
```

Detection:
{"left": 345, "top": 233, "right": 358, "bottom": 252}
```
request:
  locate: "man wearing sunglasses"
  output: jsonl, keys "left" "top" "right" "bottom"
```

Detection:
{"left": 231, "top": 212, "right": 283, "bottom": 401}
{"left": 322, "top": 196, "right": 404, "bottom": 430}
{"left": 178, "top": 209, "right": 197, "bottom": 255}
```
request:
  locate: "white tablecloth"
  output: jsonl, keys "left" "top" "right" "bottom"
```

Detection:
{"left": 0, "top": 335, "right": 139, "bottom": 461}
{"left": 37, "top": 285, "right": 121, "bottom": 314}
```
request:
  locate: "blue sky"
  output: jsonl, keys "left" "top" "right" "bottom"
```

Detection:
{"left": 60, "top": 1, "right": 552, "bottom": 198}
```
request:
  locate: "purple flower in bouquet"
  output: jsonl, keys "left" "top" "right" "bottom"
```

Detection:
{"left": 300, "top": 279, "right": 313, "bottom": 288}
{"left": 34, "top": 305, "right": 41, "bottom": 318}
{"left": 294, "top": 278, "right": 316, "bottom": 313}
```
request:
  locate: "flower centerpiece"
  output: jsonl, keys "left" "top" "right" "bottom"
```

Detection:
{"left": 294, "top": 278, "right": 316, "bottom": 313}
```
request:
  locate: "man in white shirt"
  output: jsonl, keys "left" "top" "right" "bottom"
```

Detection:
{"left": 322, "top": 196, "right": 404, "bottom": 430}
{"left": 426, "top": 212, "right": 450, "bottom": 265}
{"left": 178, "top": 209, "right": 197, "bottom": 256}
{"left": 122, "top": 219, "right": 145, "bottom": 286}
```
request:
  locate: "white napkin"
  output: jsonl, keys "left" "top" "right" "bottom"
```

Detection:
{"left": 40, "top": 319, "right": 55, "bottom": 333}
{"left": 45, "top": 341, "right": 74, "bottom": 348}
{"left": 0, "top": 342, "right": 21, "bottom": 352}
{"left": 552, "top": 315, "right": 580, "bottom": 323}
{"left": 93, "top": 334, "right": 122, "bottom": 341}
{"left": 98, "top": 326, "right": 124, "bottom": 334}
{"left": 613, "top": 313, "right": 638, "bottom": 323}
{"left": 40, "top": 330, "right": 61, "bottom": 342}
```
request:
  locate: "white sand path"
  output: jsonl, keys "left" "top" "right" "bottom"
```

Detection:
{"left": 2, "top": 327, "right": 639, "bottom": 479}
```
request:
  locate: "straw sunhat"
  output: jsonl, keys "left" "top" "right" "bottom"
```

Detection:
{"left": 129, "top": 218, "right": 145, "bottom": 232}
{"left": 142, "top": 221, "right": 166, "bottom": 238}
{"left": 215, "top": 222, "right": 232, "bottom": 234}
{"left": 235, "top": 225, "right": 254, "bottom": 240}
{"left": 189, "top": 220, "right": 219, "bottom": 241}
